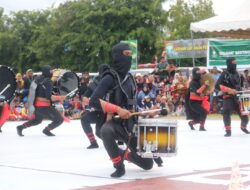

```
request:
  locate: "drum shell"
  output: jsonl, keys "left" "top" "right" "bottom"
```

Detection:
{"left": 239, "top": 94, "right": 250, "bottom": 116}
{"left": 137, "top": 118, "right": 178, "bottom": 158}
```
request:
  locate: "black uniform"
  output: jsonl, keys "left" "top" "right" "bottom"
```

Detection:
{"left": 185, "top": 68, "right": 208, "bottom": 131}
{"left": 17, "top": 66, "right": 63, "bottom": 137}
{"left": 89, "top": 43, "right": 153, "bottom": 178}
{"left": 81, "top": 64, "right": 109, "bottom": 149}
{"left": 215, "top": 57, "right": 249, "bottom": 137}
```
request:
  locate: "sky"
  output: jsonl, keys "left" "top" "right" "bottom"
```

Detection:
{"left": 0, "top": 0, "right": 247, "bottom": 15}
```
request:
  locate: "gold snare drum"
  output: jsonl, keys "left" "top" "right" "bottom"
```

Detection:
{"left": 137, "top": 118, "right": 177, "bottom": 158}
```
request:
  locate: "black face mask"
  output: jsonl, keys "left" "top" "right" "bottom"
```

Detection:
{"left": 192, "top": 67, "right": 201, "bottom": 80}
{"left": 226, "top": 57, "right": 237, "bottom": 73}
{"left": 111, "top": 43, "right": 132, "bottom": 78}
{"left": 227, "top": 63, "right": 236, "bottom": 73}
{"left": 42, "top": 65, "right": 53, "bottom": 78}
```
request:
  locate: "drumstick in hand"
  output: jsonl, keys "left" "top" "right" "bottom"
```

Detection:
{"left": 114, "top": 108, "right": 165, "bottom": 118}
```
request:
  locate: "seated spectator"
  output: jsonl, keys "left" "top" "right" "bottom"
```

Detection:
{"left": 135, "top": 73, "right": 144, "bottom": 92}
{"left": 137, "top": 84, "right": 155, "bottom": 109}
{"left": 159, "top": 96, "right": 168, "bottom": 116}
{"left": 69, "top": 95, "right": 82, "bottom": 119}
{"left": 147, "top": 74, "right": 157, "bottom": 97}
{"left": 20, "top": 97, "right": 28, "bottom": 120}
{"left": 9, "top": 98, "right": 21, "bottom": 121}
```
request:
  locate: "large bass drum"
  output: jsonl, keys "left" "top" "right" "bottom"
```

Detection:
{"left": 51, "top": 69, "right": 79, "bottom": 95}
{"left": 0, "top": 65, "right": 17, "bottom": 103}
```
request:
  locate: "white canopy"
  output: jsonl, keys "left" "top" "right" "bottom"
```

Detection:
{"left": 190, "top": 0, "right": 250, "bottom": 39}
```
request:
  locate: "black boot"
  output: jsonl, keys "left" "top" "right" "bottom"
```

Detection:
{"left": 241, "top": 128, "right": 250, "bottom": 134}
{"left": 110, "top": 161, "right": 125, "bottom": 178}
{"left": 154, "top": 157, "right": 163, "bottom": 167}
{"left": 224, "top": 130, "right": 231, "bottom": 137}
{"left": 42, "top": 127, "right": 55, "bottom": 136}
{"left": 87, "top": 141, "right": 99, "bottom": 149}
{"left": 199, "top": 127, "right": 206, "bottom": 131}
{"left": 17, "top": 125, "right": 24, "bottom": 136}
{"left": 0, "top": 127, "right": 2, "bottom": 133}
{"left": 188, "top": 121, "right": 195, "bottom": 130}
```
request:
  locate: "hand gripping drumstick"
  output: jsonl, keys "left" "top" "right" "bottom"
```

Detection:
{"left": 0, "top": 84, "right": 11, "bottom": 96}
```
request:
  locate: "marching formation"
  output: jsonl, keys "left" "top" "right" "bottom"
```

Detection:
{"left": 0, "top": 42, "right": 250, "bottom": 178}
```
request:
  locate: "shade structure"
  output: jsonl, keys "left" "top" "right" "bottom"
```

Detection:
{"left": 190, "top": 0, "right": 250, "bottom": 39}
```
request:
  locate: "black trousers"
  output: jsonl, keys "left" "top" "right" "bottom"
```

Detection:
{"left": 81, "top": 111, "right": 106, "bottom": 139}
{"left": 101, "top": 120, "right": 153, "bottom": 170}
{"left": 223, "top": 98, "right": 248, "bottom": 127}
{"left": 23, "top": 106, "right": 63, "bottom": 130}
{"left": 189, "top": 100, "right": 207, "bottom": 122}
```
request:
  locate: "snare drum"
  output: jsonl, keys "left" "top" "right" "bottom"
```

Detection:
{"left": 239, "top": 94, "right": 250, "bottom": 115}
{"left": 137, "top": 118, "right": 177, "bottom": 158}
{"left": 51, "top": 69, "right": 79, "bottom": 95}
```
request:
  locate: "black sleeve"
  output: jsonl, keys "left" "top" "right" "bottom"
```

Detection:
{"left": 189, "top": 81, "right": 199, "bottom": 94}
{"left": 215, "top": 72, "right": 225, "bottom": 91}
{"left": 89, "top": 75, "right": 115, "bottom": 111}
{"left": 83, "top": 87, "right": 93, "bottom": 98}
{"left": 44, "top": 80, "right": 53, "bottom": 99}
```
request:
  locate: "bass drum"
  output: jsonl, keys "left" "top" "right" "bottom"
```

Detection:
{"left": 51, "top": 69, "right": 79, "bottom": 95}
{"left": 0, "top": 65, "right": 17, "bottom": 103}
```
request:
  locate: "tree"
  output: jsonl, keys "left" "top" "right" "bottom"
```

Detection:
{"left": 166, "top": 0, "right": 214, "bottom": 40}
{"left": 31, "top": 0, "right": 168, "bottom": 72}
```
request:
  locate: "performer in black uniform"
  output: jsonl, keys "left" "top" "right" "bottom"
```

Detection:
{"left": 215, "top": 57, "right": 249, "bottom": 137}
{"left": 16, "top": 65, "right": 65, "bottom": 137}
{"left": 89, "top": 43, "right": 154, "bottom": 178}
{"left": 185, "top": 67, "right": 209, "bottom": 131}
{"left": 81, "top": 64, "right": 109, "bottom": 149}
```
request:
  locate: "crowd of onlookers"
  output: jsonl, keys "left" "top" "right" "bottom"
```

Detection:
{"left": 6, "top": 56, "right": 250, "bottom": 121}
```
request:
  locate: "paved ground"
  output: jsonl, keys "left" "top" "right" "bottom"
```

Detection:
{"left": 1, "top": 119, "right": 250, "bottom": 190}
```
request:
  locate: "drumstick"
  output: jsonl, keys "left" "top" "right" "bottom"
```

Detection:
{"left": 237, "top": 90, "right": 250, "bottom": 94}
{"left": 114, "top": 108, "right": 166, "bottom": 118}
{"left": 0, "top": 84, "right": 11, "bottom": 96}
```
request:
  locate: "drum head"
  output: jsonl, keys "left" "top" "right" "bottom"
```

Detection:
{"left": 0, "top": 65, "right": 17, "bottom": 103}
{"left": 57, "top": 71, "right": 79, "bottom": 95}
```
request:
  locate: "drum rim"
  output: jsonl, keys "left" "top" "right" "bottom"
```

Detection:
{"left": 0, "top": 65, "right": 17, "bottom": 103}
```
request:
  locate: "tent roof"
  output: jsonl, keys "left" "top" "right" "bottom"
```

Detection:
{"left": 190, "top": 0, "right": 250, "bottom": 38}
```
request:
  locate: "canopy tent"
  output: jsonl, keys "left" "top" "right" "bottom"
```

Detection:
{"left": 190, "top": 0, "right": 250, "bottom": 39}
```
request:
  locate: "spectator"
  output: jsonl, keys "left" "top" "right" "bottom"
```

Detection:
{"left": 243, "top": 69, "right": 250, "bottom": 89}
{"left": 135, "top": 73, "right": 144, "bottom": 92}
{"left": 156, "top": 56, "right": 168, "bottom": 81}
{"left": 22, "top": 69, "right": 33, "bottom": 97}
{"left": 210, "top": 66, "right": 221, "bottom": 113}
{"left": 20, "top": 97, "right": 28, "bottom": 120}
{"left": 79, "top": 72, "right": 90, "bottom": 100}
{"left": 137, "top": 84, "right": 155, "bottom": 109}
{"left": 16, "top": 73, "right": 24, "bottom": 91}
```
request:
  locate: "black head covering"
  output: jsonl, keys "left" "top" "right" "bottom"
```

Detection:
{"left": 192, "top": 67, "right": 201, "bottom": 80}
{"left": 98, "top": 64, "right": 110, "bottom": 76}
{"left": 226, "top": 57, "right": 236, "bottom": 73}
{"left": 42, "top": 65, "right": 52, "bottom": 78}
{"left": 111, "top": 43, "right": 132, "bottom": 78}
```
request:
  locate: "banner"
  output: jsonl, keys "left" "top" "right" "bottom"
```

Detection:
{"left": 208, "top": 40, "right": 250, "bottom": 68}
{"left": 121, "top": 39, "right": 138, "bottom": 69}
{"left": 165, "top": 39, "right": 208, "bottom": 59}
